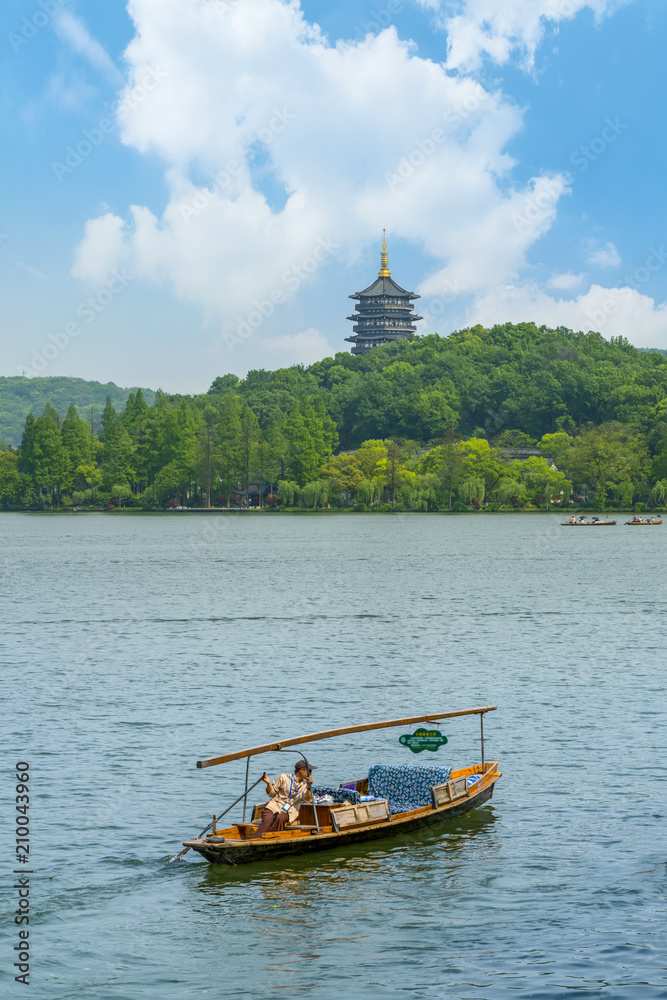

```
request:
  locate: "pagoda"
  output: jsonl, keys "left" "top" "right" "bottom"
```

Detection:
{"left": 345, "top": 232, "right": 422, "bottom": 354}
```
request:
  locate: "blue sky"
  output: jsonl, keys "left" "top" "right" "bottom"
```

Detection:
{"left": 1, "top": 0, "right": 666, "bottom": 393}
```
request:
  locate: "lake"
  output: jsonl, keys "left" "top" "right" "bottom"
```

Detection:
{"left": 2, "top": 512, "right": 666, "bottom": 999}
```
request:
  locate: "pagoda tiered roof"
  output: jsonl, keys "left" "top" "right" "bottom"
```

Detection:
{"left": 350, "top": 273, "right": 419, "bottom": 299}
{"left": 345, "top": 233, "right": 422, "bottom": 355}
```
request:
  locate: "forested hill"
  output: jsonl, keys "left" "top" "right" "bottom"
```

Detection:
{"left": 0, "top": 377, "right": 156, "bottom": 446}
{"left": 5, "top": 323, "right": 667, "bottom": 512}
{"left": 4, "top": 323, "right": 667, "bottom": 448}
{"left": 299, "top": 322, "right": 667, "bottom": 447}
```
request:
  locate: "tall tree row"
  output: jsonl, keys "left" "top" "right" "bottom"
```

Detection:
{"left": 4, "top": 382, "right": 340, "bottom": 509}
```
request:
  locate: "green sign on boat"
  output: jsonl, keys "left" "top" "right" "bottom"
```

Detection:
{"left": 399, "top": 728, "right": 448, "bottom": 754}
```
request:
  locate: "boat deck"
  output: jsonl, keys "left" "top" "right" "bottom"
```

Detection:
{"left": 184, "top": 761, "right": 501, "bottom": 864}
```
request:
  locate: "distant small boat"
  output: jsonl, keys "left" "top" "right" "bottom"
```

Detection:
{"left": 560, "top": 517, "right": 617, "bottom": 526}
{"left": 624, "top": 517, "right": 663, "bottom": 526}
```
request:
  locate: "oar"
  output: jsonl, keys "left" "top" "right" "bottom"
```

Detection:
{"left": 172, "top": 772, "right": 266, "bottom": 862}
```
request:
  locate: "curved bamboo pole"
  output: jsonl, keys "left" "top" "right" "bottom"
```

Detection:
{"left": 196, "top": 705, "right": 497, "bottom": 769}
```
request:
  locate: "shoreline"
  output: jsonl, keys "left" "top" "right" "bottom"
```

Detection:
{"left": 0, "top": 507, "right": 660, "bottom": 516}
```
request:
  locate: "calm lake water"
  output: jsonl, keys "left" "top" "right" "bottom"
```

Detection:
{"left": 2, "top": 512, "right": 666, "bottom": 999}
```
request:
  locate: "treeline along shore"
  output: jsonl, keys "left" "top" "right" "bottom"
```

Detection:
{"left": 2, "top": 322, "right": 667, "bottom": 513}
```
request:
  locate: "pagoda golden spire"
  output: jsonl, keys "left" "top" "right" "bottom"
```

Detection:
{"left": 378, "top": 229, "right": 391, "bottom": 276}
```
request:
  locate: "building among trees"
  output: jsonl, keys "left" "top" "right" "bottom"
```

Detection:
{"left": 345, "top": 232, "right": 422, "bottom": 354}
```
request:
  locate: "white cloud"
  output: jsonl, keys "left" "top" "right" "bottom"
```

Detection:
{"left": 71, "top": 213, "right": 127, "bottom": 287}
{"left": 416, "top": 0, "right": 634, "bottom": 71}
{"left": 418, "top": 172, "right": 569, "bottom": 297}
{"left": 466, "top": 281, "right": 667, "bottom": 348}
{"left": 586, "top": 240, "right": 621, "bottom": 268}
{"left": 53, "top": 10, "right": 122, "bottom": 84}
{"left": 548, "top": 271, "right": 583, "bottom": 289}
{"left": 73, "top": 0, "right": 569, "bottom": 361}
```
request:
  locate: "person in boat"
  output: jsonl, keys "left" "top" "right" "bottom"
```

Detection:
{"left": 568, "top": 515, "right": 577, "bottom": 524}
{"left": 253, "top": 760, "right": 315, "bottom": 838}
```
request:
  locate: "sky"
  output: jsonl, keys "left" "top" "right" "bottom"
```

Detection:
{"left": 1, "top": 0, "right": 666, "bottom": 394}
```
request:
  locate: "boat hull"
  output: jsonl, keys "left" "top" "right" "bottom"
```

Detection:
{"left": 560, "top": 521, "right": 616, "bottom": 526}
{"left": 184, "top": 773, "right": 499, "bottom": 865}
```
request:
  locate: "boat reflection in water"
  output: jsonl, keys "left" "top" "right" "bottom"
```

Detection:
{"left": 195, "top": 805, "right": 500, "bottom": 891}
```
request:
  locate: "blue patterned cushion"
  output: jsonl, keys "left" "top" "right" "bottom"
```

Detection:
{"left": 312, "top": 785, "right": 361, "bottom": 805}
{"left": 367, "top": 764, "right": 452, "bottom": 815}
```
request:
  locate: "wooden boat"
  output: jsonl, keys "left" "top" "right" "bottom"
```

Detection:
{"left": 624, "top": 517, "right": 662, "bottom": 525}
{"left": 560, "top": 518, "right": 617, "bottom": 526}
{"left": 178, "top": 706, "right": 500, "bottom": 866}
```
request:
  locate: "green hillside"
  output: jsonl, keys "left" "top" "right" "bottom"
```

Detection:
{"left": 0, "top": 377, "right": 156, "bottom": 446}
{"left": 4, "top": 323, "right": 667, "bottom": 513}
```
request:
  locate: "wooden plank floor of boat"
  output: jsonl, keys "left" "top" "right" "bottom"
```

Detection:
{"left": 183, "top": 763, "right": 501, "bottom": 863}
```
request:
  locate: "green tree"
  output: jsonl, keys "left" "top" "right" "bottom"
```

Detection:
{"left": 384, "top": 439, "right": 404, "bottom": 506}
{"left": 565, "top": 422, "right": 650, "bottom": 502}
{"left": 497, "top": 430, "right": 537, "bottom": 451}
{"left": 20, "top": 408, "right": 69, "bottom": 504}
{"left": 649, "top": 480, "right": 667, "bottom": 506}
{"left": 356, "top": 439, "right": 387, "bottom": 479}
{"left": 75, "top": 463, "right": 103, "bottom": 500}
{"left": 100, "top": 398, "right": 134, "bottom": 490}
{"left": 208, "top": 374, "right": 240, "bottom": 394}
{"left": 301, "top": 479, "right": 330, "bottom": 509}
{"left": 171, "top": 401, "right": 199, "bottom": 502}
{"left": 153, "top": 460, "right": 190, "bottom": 506}
{"left": 122, "top": 389, "right": 151, "bottom": 487}
{"left": 518, "top": 456, "right": 571, "bottom": 507}
{"left": 17, "top": 413, "right": 37, "bottom": 478}
{"left": 320, "top": 453, "right": 365, "bottom": 502}
{"left": 460, "top": 438, "right": 504, "bottom": 496}
{"left": 196, "top": 406, "right": 218, "bottom": 508}
{"left": 277, "top": 479, "right": 300, "bottom": 505}
{"left": 438, "top": 430, "right": 465, "bottom": 510}
{"left": 217, "top": 393, "right": 243, "bottom": 505}
{"left": 145, "top": 392, "right": 180, "bottom": 484}
{"left": 239, "top": 403, "right": 260, "bottom": 500}
{"left": 651, "top": 439, "right": 667, "bottom": 482}
{"left": 61, "top": 404, "right": 91, "bottom": 488}
{"left": 0, "top": 451, "right": 35, "bottom": 508}
{"left": 264, "top": 418, "right": 289, "bottom": 496}
{"left": 284, "top": 404, "right": 319, "bottom": 486}
{"left": 110, "top": 483, "right": 134, "bottom": 507}
{"left": 310, "top": 397, "right": 339, "bottom": 461}
{"left": 494, "top": 476, "right": 526, "bottom": 505}
{"left": 539, "top": 432, "right": 574, "bottom": 467}
{"left": 43, "top": 402, "right": 61, "bottom": 429}
{"left": 459, "top": 476, "right": 485, "bottom": 504}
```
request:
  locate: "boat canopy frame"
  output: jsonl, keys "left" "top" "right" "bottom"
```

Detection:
{"left": 196, "top": 705, "right": 497, "bottom": 769}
